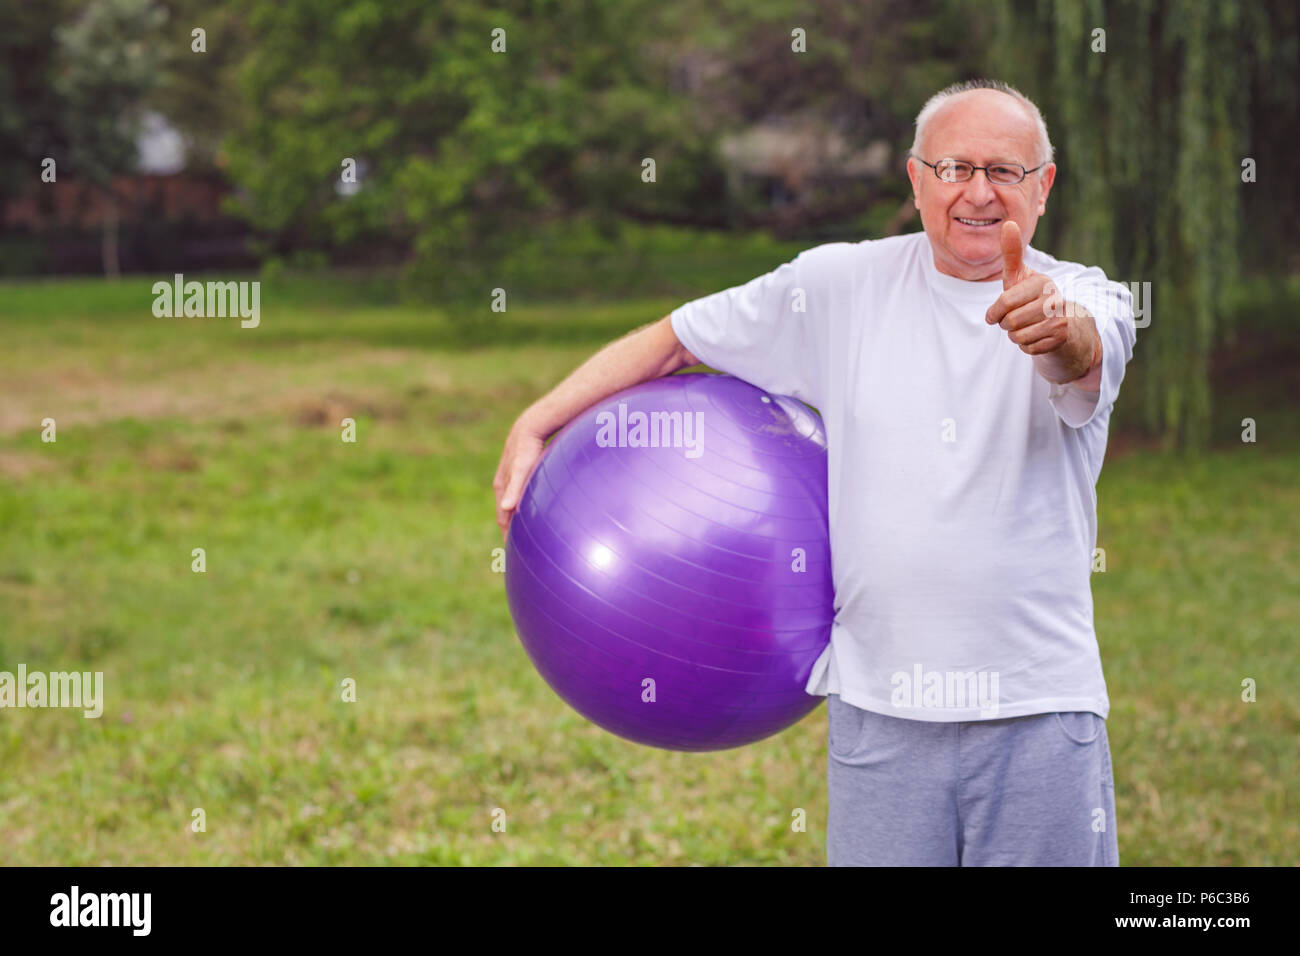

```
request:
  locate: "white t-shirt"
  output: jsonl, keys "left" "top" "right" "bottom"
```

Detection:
{"left": 669, "top": 230, "right": 1137, "bottom": 722}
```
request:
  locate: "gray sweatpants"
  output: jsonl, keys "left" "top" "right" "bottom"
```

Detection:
{"left": 826, "top": 693, "right": 1119, "bottom": 866}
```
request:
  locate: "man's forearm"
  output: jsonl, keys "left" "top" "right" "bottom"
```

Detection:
{"left": 521, "top": 315, "right": 697, "bottom": 440}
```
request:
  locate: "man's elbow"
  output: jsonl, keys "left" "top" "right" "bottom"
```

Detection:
{"left": 656, "top": 314, "right": 701, "bottom": 374}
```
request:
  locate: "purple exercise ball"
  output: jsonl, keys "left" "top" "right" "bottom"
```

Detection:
{"left": 504, "top": 372, "right": 833, "bottom": 752}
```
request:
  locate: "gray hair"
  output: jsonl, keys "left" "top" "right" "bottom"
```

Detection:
{"left": 910, "top": 79, "right": 1054, "bottom": 166}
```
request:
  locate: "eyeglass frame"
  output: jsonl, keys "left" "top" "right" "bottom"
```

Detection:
{"left": 910, "top": 154, "right": 1047, "bottom": 185}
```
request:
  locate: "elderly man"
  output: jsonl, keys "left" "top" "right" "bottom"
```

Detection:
{"left": 493, "top": 79, "right": 1136, "bottom": 866}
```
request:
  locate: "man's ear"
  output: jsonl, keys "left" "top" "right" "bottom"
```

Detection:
{"left": 1036, "top": 162, "right": 1058, "bottom": 215}
{"left": 906, "top": 156, "right": 923, "bottom": 209}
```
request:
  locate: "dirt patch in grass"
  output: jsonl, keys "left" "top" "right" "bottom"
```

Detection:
{"left": 434, "top": 406, "right": 489, "bottom": 427}
{"left": 0, "top": 450, "right": 57, "bottom": 479}
{"left": 293, "top": 393, "right": 410, "bottom": 428}
{"left": 141, "top": 445, "right": 203, "bottom": 472}
{"left": 2, "top": 351, "right": 454, "bottom": 437}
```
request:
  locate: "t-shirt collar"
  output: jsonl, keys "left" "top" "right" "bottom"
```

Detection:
{"left": 919, "top": 237, "right": 1008, "bottom": 302}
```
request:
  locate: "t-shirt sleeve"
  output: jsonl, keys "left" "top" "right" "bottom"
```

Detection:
{"left": 669, "top": 249, "right": 826, "bottom": 408}
{"left": 1046, "top": 270, "right": 1138, "bottom": 429}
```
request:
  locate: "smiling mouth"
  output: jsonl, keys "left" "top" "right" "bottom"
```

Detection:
{"left": 955, "top": 216, "right": 1002, "bottom": 227}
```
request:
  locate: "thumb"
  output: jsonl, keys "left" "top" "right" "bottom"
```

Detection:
{"left": 500, "top": 474, "right": 523, "bottom": 510}
{"left": 501, "top": 459, "right": 536, "bottom": 510}
{"left": 1000, "top": 219, "right": 1025, "bottom": 289}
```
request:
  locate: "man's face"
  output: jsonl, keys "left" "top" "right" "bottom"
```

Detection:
{"left": 906, "top": 91, "right": 1057, "bottom": 281}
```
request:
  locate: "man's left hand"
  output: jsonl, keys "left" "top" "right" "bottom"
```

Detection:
{"left": 985, "top": 220, "right": 1101, "bottom": 387}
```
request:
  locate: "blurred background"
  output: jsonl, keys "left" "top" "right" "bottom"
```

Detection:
{"left": 1, "top": 0, "right": 1296, "bottom": 865}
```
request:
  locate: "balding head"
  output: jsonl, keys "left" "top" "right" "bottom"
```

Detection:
{"left": 911, "top": 80, "right": 1053, "bottom": 167}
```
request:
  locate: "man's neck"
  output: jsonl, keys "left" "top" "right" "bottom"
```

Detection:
{"left": 933, "top": 252, "right": 1003, "bottom": 282}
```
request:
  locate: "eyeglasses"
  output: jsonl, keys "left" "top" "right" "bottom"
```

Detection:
{"left": 911, "top": 155, "right": 1045, "bottom": 185}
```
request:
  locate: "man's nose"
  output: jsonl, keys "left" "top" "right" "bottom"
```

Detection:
{"left": 962, "top": 171, "right": 998, "bottom": 205}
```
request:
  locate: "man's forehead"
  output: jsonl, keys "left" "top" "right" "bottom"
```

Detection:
{"left": 924, "top": 91, "right": 1039, "bottom": 161}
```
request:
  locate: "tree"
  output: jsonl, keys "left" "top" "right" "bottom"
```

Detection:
{"left": 984, "top": 0, "right": 1294, "bottom": 452}
{"left": 219, "top": 0, "right": 712, "bottom": 294}
{"left": 654, "top": 0, "right": 987, "bottom": 232}
{"left": 147, "top": 0, "right": 249, "bottom": 177}
{"left": 0, "top": 1, "right": 73, "bottom": 219}
{"left": 54, "top": 0, "right": 169, "bottom": 277}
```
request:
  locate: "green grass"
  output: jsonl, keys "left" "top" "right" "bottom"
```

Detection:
{"left": 0, "top": 267, "right": 1296, "bottom": 865}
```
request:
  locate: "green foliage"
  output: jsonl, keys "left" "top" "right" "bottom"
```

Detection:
{"left": 147, "top": 0, "right": 249, "bottom": 174}
{"left": 675, "top": 0, "right": 984, "bottom": 139}
{"left": 52, "top": 0, "right": 170, "bottom": 188}
{"left": 219, "top": 0, "right": 717, "bottom": 295}
{"left": 985, "top": 0, "right": 1291, "bottom": 452}
{"left": 0, "top": 1, "right": 73, "bottom": 201}
{"left": 215, "top": 0, "right": 983, "bottom": 294}
{"left": 419, "top": 215, "right": 808, "bottom": 305}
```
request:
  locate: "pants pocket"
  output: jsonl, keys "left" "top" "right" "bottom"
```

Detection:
{"left": 828, "top": 693, "right": 871, "bottom": 758}
{"left": 1053, "top": 711, "right": 1103, "bottom": 745}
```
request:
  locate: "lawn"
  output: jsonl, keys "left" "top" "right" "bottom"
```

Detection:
{"left": 0, "top": 263, "right": 1296, "bottom": 865}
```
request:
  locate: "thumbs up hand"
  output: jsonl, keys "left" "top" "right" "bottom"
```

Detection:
{"left": 985, "top": 220, "right": 1101, "bottom": 384}
{"left": 998, "top": 218, "right": 1029, "bottom": 289}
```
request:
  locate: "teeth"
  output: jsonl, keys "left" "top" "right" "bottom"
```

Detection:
{"left": 957, "top": 217, "right": 999, "bottom": 226}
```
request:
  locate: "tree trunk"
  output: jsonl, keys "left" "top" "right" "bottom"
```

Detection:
{"left": 101, "top": 187, "right": 120, "bottom": 279}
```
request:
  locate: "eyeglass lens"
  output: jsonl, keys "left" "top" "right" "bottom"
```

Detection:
{"left": 936, "top": 161, "right": 1025, "bottom": 185}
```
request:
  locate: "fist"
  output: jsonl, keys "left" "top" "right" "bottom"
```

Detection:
{"left": 984, "top": 220, "right": 1069, "bottom": 355}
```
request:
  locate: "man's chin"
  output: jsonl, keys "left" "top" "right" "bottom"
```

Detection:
{"left": 945, "top": 242, "right": 1002, "bottom": 279}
